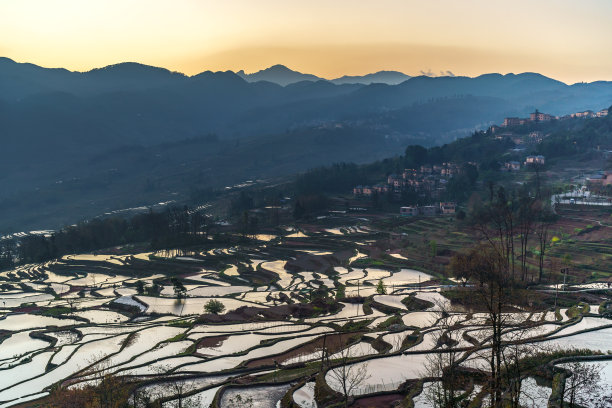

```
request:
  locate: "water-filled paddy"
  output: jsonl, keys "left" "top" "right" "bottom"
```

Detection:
{"left": 0, "top": 239, "right": 609, "bottom": 408}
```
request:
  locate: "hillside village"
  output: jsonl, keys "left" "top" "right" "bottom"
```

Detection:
{"left": 352, "top": 106, "right": 611, "bottom": 216}
{"left": 353, "top": 163, "right": 464, "bottom": 216}
{"left": 499, "top": 107, "right": 609, "bottom": 127}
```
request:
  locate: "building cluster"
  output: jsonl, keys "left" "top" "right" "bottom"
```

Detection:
{"left": 567, "top": 109, "right": 609, "bottom": 119}
{"left": 524, "top": 155, "right": 545, "bottom": 166}
{"left": 353, "top": 162, "right": 467, "bottom": 199}
{"left": 502, "top": 111, "right": 555, "bottom": 127}
{"left": 400, "top": 201, "right": 456, "bottom": 216}
{"left": 502, "top": 155, "right": 545, "bottom": 172}
{"left": 501, "top": 108, "right": 608, "bottom": 128}
{"left": 492, "top": 129, "right": 547, "bottom": 148}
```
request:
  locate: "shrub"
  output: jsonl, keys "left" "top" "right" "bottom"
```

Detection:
{"left": 204, "top": 299, "right": 225, "bottom": 315}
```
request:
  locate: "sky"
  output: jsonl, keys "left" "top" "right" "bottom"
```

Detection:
{"left": 1, "top": 0, "right": 611, "bottom": 84}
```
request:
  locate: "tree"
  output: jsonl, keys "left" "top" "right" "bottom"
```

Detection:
{"left": 335, "top": 284, "right": 345, "bottom": 300}
{"left": 376, "top": 279, "right": 387, "bottom": 295}
{"left": 405, "top": 145, "right": 428, "bottom": 168}
{"left": 149, "top": 366, "right": 202, "bottom": 408}
{"left": 470, "top": 186, "right": 517, "bottom": 281}
{"left": 534, "top": 206, "right": 555, "bottom": 283}
{"left": 516, "top": 191, "right": 537, "bottom": 282}
{"left": 171, "top": 278, "right": 187, "bottom": 299}
{"left": 204, "top": 299, "right": 225, "bottom": 315}
{"left": 326, "top": 344, "right": 371, "bottom": 407}
{"left": 462, "top": 163, "right": 479, "bottom": 185}
{"left": 563, "top": 361, "right": 603, "bottom": 408}
{"left": 423, "top": 300, "right": 466, "bottom": 408}
{"left": 135, "top": 280, "right": 145, "bottom": 295}
{"left": 499, "top": 329, "right": 551, "bottom": 408}
{"left": 450, "top": 245, "right": 529, "bottom": 408}
{"left": 429, "top": 240, "right": 438, "bottom": 259}
{"left": 72, "top": 355, "right": 131, "bottom": 408}
{"left": 225, "top": 394, "right": 253, "bottom": 408}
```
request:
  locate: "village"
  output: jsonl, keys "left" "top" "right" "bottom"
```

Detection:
{"left": 353, "top": 163, "right": 461, "bottom": 217}
{"left": 352, "top": 106, "right": 611, "bottom": 217}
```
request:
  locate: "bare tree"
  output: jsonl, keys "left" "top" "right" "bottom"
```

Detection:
{"left": 563, "top": 361, "right": 603, "bottom": 408}
{"left": 422, "top": 300, "right": 467, "bottom": 408}
{"left": 516, "top": 192, "right": 536, "bottom": 282}
{"left": 151, "top": 366, "right": 201, "bottom": 408}
{"left": 470, "top": 187, "right": 517, "bottom": 281}
{"left": 450, "top": 244, "right": 531, "bottom": 408}
{"left": 225, "top": 394, "right": 254, "bottom": 407}
{"left": 499, "top": 328, "right": 549, "bottom": 408}
{"left": 78, "top": 354, "right": 130, "bottom": 408}
{"left": 534, "top": 211, "right": 552, "bottom": 283}
{"left": 327, "top": 343, "right": 371, "bottom": 407}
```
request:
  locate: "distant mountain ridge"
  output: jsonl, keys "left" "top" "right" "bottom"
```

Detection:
{"left": 1, "top": 56, "right": 612, "bottom": 231}
{"left": 236, "top": 64, "right": 322, "bottom": 86}
{"left": 235, "top": 64, "right": 412, "bottom": 86}
{"left": 331, "top": 70, "right": 411, "bottom": 85}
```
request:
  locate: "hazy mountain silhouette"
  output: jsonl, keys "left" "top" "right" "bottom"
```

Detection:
{"left": 331, "top": 70, "right": 411, "bottom": 85}
{"left": 236, "top": 64, "right": 322, "bottom": 86}
{"left": 235, "top": 65, "right": 412, "bottom": 86}
{"left": 1, "top": 57, "right": 612, "bottom": 230}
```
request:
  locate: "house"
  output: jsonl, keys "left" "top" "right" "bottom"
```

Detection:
{"left": 530, "top": 111, "right": 554, "bottom": 122}
{"left": 525, "top": 155, "right": 545, "bottom": 166}
{"left": 504, "top": 161, "right": 521, "bottom": 171}
{"left": 597, "top": 109, "right": 609, "bottom": 117}
{"left": 400, "top": 206, "right": 419, "bottom": 216}
{"left": 419, "top": 205, "right": 438, "bottom": 216}
{"left": 503, "top": 117, "right": 522, "bottom": 127}
{"left": 572, "top": 110, "right": 595, "bottom": 118}
{"left": 587, "top": 172, "right": 612, "bottom": 186}
{"left": 354, "top": 185, "right": 374, "bottom": 196}
{"left": 439, "top": 202, "right": 456, "bottom": 214}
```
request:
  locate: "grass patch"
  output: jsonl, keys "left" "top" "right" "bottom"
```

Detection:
{"left": 376, "top": 314, "right": 403, "bottom": 330}
{"left": 166, "top": 332, "right": 188, "bottom": 342}
{"left": 566, "top": 302, "right": 589, "bottom": 319}
{"left": 39, "top": 306, "right": 72, "bottom": 316}
{"left": 401, "top": 295, "right": 433, "bottom": 311}
{"left": 168, "top": 319, "right": 193, "bottom": 328}
{"left": 336, "top": 319, "right": 373, "bottom": 332}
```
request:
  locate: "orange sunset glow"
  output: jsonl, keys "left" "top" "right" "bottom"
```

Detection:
{"left": 1, "top": 0, "right": 612, "bottom": 83}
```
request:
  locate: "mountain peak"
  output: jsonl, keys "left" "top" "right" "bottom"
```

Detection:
{"left": 264, "top": 64, "right": 293, "bottom": 72}
{"left": 237, "top": 64, "right": 322, "bottom": 86}
{"left": 86, "top": 62, "right": 182, "bottom": 76}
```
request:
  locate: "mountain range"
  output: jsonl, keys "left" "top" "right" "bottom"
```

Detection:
{"left": 235, "top": 64, "right": 411, "bottom": 86}
{"left": 1, "top": 57, "right": 611, "bottom": 231}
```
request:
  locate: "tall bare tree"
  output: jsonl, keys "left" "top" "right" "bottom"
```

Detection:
{"left": 423, "top": 300, "right": 467, "bottom": 408}
{"left": 450, "top": 245, "right": 523, "bottom": 408}
{"left": 326, "top": 343, "right": 370, "bottom": 407}
{"left": 562, "top": 361, "right": 603, "bottom": 408}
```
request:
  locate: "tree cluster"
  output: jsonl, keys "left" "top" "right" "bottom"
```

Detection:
{"left": 17, "top": 206, "right": 212, "bottom": 265}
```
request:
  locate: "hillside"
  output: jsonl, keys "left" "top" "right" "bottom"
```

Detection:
{"left": 1, "top": 57, "right": 612, "bottom": 231}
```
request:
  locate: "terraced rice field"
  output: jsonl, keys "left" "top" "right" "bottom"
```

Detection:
{"left": 0, "top": 219, "right": 611, "bottom": 407}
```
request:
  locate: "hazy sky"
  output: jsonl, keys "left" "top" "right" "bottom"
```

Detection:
{"left": 1, "top": 0, "right": 611, "bottom": 83}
